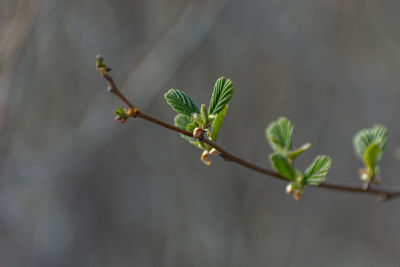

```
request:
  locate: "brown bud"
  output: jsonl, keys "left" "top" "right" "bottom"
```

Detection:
{"left": 193, "top": 127, "right": 204, "bottom": 139}
{"left": 294, "top": 190, "right": 302, "bottom": 201}
{"left": 125, "top": 108, "right": 133, "bottom": 116}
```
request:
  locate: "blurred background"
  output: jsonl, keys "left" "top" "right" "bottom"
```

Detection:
{"left": 1, "top": 0, "right": 400, "bottom": 266}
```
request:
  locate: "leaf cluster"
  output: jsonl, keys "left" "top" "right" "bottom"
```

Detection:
{"left": 353, "top": 125, "right": 388, "bottom": 184}
{"left": 164, "top": 77, "right": 234, "bottom": 164}
{"left": 266, "top": 117, "right": 331, "bottom": 199}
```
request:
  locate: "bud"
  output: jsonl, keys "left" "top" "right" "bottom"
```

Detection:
{"left": 209, "top": 148, "right": 220, "bottom": 155}
{"left": 206, "top": 127, "right": 213, "bottom": 137}
{"left": 201, "top": 150, "right": 211, "bottom": 165}
{"left": 125, "top": 108, "right": 132, "bottom": 116}
{"left": 286, "top": 183, "right": 295, "bottom": 194}
{"left": 96, "top": 55, "right": 108, "bottom": 75}
{"left": 193, "top": 127, "right": 204, "bottom": 139}
{"left": 294, "top": 190, "right": 302, "bottom": 200}
{"left": 358, "top": 168, "right": 369, "bottom": 181}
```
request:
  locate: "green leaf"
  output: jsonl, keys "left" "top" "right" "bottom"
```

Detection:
{"left": 115, "top": 107, "right": 125, "bottom": 116}
{"left": 197, "top": 104, "right": 212, "bottom": 127}
{"left": 186, "top": 121, "right": 198, "bottom": 132}
{"left": 364, "top": 143, "right": 380, "bottom": 171}
{"left": 96, "top": 55, "right": 108, "bottom": 74}
{"left": 164, "top": 89, "right": 200, "bottom": 116}
{"left": 304, "top": 156, "right": 332, "bottom": 185}
{"left": 269, "top": 153, "right": 296, "bottom": 180}
{"left": 174, "top": 114, "right": 197, "bottom": 144}
{"left": 288, "top": 143, "right": 311, "bottom": 160}
{"left": 266, "top": 117, "right": 293, "bottom": 153}
{"left": 174, "top": 113, "right": 191, "bottom": 129}
{"left": 208, "top": 77, "right": 234, "bottom": 115}
{"left": 211, "top": 105, "right": 228, "bottom": 141}
{"left": 353, "top": 124, "right": 388, "bottom": 163}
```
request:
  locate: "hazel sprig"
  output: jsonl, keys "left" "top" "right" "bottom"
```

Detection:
{"left": 353, "top": 125, "right": 388, "bottom": 188}
{"left": 164, "top": 77, "right": 234, "bottom": 165}
{"left": 97, "top": 55, "right": 400, "bottom": 201}
{"left": 266, "top": 117, "right": 332, "bottom": 200}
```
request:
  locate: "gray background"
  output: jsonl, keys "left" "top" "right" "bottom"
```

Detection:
{"left": 1, "top": 0, "right": 400, "bottom": 266}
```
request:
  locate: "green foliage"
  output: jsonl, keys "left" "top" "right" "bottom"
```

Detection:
{"left": 164, "top": 89, "right": 200, "bottom": 116}
{"left": 114, "top": 107, "right": 128, "bottom": 121}
{"left": 287, "top": 142, "right": 311, "bottom": 160}
{"left": 353, "top": 125, "right": 388, "bottom": 181}
{"left": 364, "top": 143, "right": 380, "bottom": 171}
{"left": 353, "top": 125, "right": 388, "bottom": 162}
{"left": 270, "top": 153, "right": 296, "bottom": 180}
{"left": 96, "top": 55, "right": 108, "bottom": 75}
{"left": 164, "top": 78, "right": 235, "bottom": 165}
{"left": 265, "top": 117, "right": 332, "bottom": 199}
{"left": 211, "top": 105, "right": 228, "bottom": 141}
{"left": 304, "top": 156, "right": 332, "bottom": 185}
{"left": 174, "top": 114, "right": 201, "bottom": 147}
{"left": 115, "top": 107, "right": 125, "bottom": 117}
{"left": 192, "top": 104, "right": 213, "bottom": 128}
{"left": 208, "top": 77, "right": 234, "bottom": 115}
{"left": 266, "top": 117, "right": 293, "bottom": 153}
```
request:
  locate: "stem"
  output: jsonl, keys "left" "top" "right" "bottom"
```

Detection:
{"left": 100, "top": 72, "right": 400, "bottom": 201}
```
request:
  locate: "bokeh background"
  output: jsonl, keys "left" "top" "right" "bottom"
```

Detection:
{"left": 2, "top": 0, "right": 400, "bottom": 266}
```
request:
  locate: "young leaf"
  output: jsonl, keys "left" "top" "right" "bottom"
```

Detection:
{"left": 208, "top": 77, "right": 234, "bottom": 115}
{"left": 353, "top": 124, "right": 388, "bottom": 162}
{"left": 115, "top": 107, "right": 126, "bottom": 116}
{"left": 304, "top": 156, "right": 332, "bottom": 185}
{"left": 288, "top": 143, "right": 311, "bottom": 160}
{"left": 174, "top": 114, "right": 198, "bottom": 144}
{"left": 269, "top": 153, "right": 296, "bottom": 180}
{"left": 211, "top": 105, "right": 228, "bottom": 141}
{"left": 364, "top": 143, "right": 380, "bottom": 171}
{"left": 164, "top": 89, "right": 200, "bottom": 116}
{"left": 197, "top": 104, "right": 212, "bottom": 127}
{"left": 174, "top": 113, "right": 192, "bottom": 129}
{"left": 266, "top": 117, "right": 293, "bottom": 153}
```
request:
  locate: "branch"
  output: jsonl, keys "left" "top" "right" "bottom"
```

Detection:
{"left": 97, "top": 65, "right": 400, "bottom": 201}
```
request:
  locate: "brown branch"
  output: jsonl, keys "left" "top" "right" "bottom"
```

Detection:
{"left": 99, "top": 71, "right": 400, "bottom": 201}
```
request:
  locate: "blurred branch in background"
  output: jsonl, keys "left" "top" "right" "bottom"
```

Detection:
{"left": 0, "top": 0, "right": 39, "bottom": 138}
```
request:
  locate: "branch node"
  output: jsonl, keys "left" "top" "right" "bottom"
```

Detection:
{"left": 193, "top": 127, "right": 204, "bottom": 141}
{"left": 107, "top": 86, "right": 114, "bottom": 93}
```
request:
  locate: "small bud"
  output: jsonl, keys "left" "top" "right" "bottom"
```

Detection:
{"left": 201, "top": 150, "right": 211, "bottom": 165}
{"left": 358, "top": 168, "right": 369, "bottom": 181}
{"left": 125, "top": 108, "right": 132, "bottom": 116}
{"left": 205, "top": 127, "right": 213, "bottom": 137}
{"left": 294, "top": 190, "right": 302, "bottom": 200}
{"left": 286, "top": 183, "right": 295, "bottom": 194}
{"left": 209, "top": 148, "right": 220, "bottom": 155}
{"left": 96, "top": 55, "right": 108, "bottom": 75}
{"left": 193, "top": 127, "right": 204, "bottom": 139}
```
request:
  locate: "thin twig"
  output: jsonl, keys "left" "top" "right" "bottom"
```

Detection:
{"left": 99, "top": 71, "right": 400, "bottom": 200}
